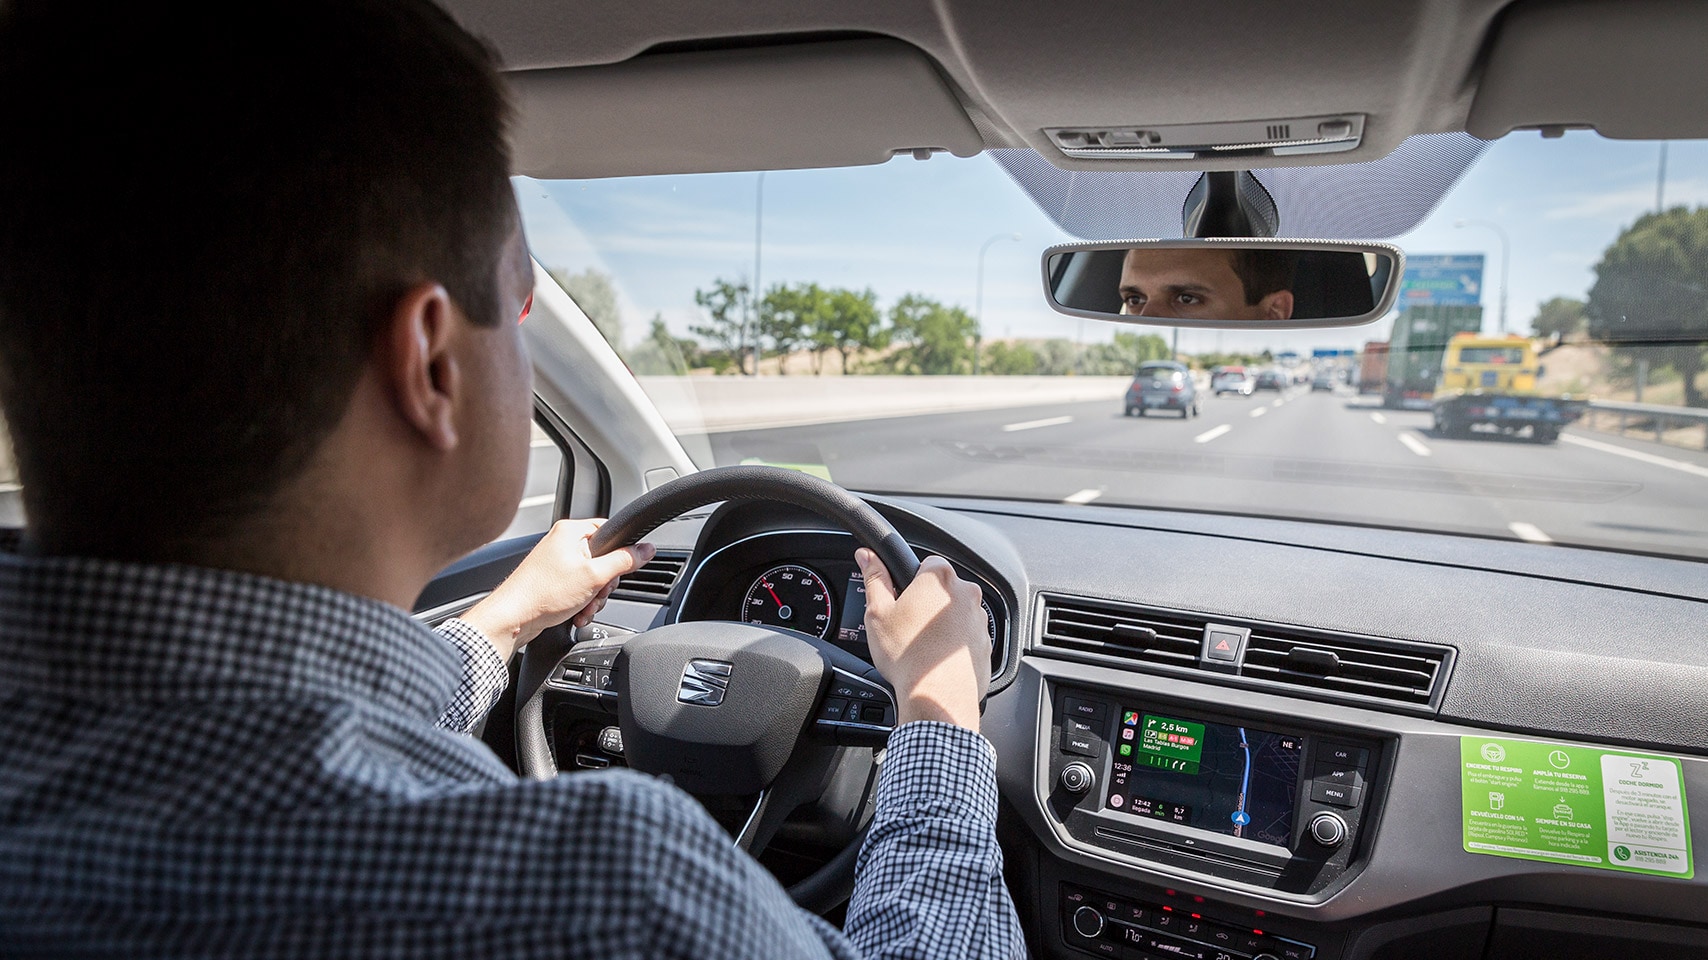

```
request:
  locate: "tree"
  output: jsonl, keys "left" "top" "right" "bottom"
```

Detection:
{"left": 981, "top": 340, "right": 1040, "bottom": 375}
{"left": 547, "top": 268, "right": 622, "bottom": 347}
{"left": 1034, "top": 338, "right": 1080, "bottom": 375}
{"left": 1586, "top": 206, "right": 1708, "bottom": 407}
{"left": 691, "top": 278, "right": 751, "bottom": 375}
{"left": 1083, "top": 330, "right": 1171, "bottom": 374}
{"left": 885, "top": 294, "right": 977, "bottom": 374}
{"left": 1532, "top": 296, "right": 1587, "bottom": 340}
{"left": 626, "top": 314, "right": 701, "bottom": 375}
{"left": 820, "top": 287, "right": 884, "bottom": 374}
{"left": 757, "top": 282, "right": 821, "bottom": 375}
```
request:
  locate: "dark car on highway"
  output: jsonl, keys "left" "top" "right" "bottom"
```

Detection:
{"left": 1255, "top": 370, "right": 1287, "bottom": 391}
{"left": 1125, "top": 361, "right": 1199, "bottom": 418}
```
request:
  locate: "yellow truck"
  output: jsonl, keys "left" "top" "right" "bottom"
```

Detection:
{"left": 1431, "top": 333, "right": 1586, "bottom": 443}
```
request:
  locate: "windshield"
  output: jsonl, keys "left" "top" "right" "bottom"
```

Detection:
{"left": 518, "top": 133, "right": 1708, "bottom": 561}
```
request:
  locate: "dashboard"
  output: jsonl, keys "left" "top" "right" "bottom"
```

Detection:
{"left": 558, "top": 494, "right": 1708, "bottom": 960}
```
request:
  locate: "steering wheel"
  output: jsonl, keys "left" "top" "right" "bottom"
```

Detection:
{"left": 514, "top": 465, "right": 921, "bottom": 913}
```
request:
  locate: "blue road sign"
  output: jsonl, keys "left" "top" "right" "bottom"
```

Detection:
{"left": 1401, "top": 254, "right": 1484, "bottom": 307}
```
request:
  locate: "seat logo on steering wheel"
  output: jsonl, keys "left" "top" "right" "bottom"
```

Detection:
{"left": 677, "top": 659, "right": 734, "bottom": 706}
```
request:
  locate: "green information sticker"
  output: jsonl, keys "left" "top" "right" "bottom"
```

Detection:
{"left": 1460, "top": 736, "right": 1693, "bottom": 878}
{"left": 1139, "top": 715, "right": 1205, "bottom": 774}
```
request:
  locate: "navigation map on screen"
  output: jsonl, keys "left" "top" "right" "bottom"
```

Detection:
{"left": 1106, "top": 710, "right": 1303, "bottom": 847}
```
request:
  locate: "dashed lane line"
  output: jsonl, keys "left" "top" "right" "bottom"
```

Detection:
{"left": 1508, "top": 522, "right": 1554, "bottom": 544}
{"left": 1270, "top": 398, "right": 1284, "bottom": 408}
{"left": 1002, "top": 415, "right": 1074, "bottom": 433}
{"left": 518, "top": 493, "right": 556, "bottom": 509}
{"left": 530, "top": 438, "right": 557, "bottom": 449}
{"left": 1195, "top": 424, "right": 1233, "bottom": 444}
{"left": 1398, "top": 433, "right": 1432, "bottom": 457}
{"left": 1249, "top": 407, "right": 1268, "bottom": 418}
{"left": 1063, "top": 488, "right": 1103, "bottom": 504}
{"left": 1370, "top": 412, "right": 1387, "bottom": 424}
{"left": 1560, "top": 433, "right": 1708, "bottom": 480}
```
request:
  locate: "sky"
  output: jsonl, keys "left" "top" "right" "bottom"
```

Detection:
{"left": 515, "top": 131, "right": 1708, "bottom": 358}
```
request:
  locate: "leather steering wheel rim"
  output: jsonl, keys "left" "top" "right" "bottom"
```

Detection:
{"left": 514, "top": 465, "right": 922, "bottom": 912}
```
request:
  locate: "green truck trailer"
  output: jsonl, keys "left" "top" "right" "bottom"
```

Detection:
{"left": 1382, "top": 305, "right": 1484, "bottom": 409}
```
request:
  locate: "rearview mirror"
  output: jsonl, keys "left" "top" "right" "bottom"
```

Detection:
{"left": 1043, "top": 240, "right": 1403, "bottom": 330}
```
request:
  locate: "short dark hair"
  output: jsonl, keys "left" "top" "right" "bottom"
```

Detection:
{"left": 1228, "top": 250, "right": 1298, "bottom": 305}
{"left": 0, "top": 0, "right": 514, "bottom": 557}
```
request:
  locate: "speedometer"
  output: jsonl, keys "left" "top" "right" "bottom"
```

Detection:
{"left": 742, "top": 564, "right": 834, "bottom": 640}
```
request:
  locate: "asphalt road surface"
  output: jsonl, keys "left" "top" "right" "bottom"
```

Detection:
{"left": 696, "top": 385, "right": 1708, "bottom": 560}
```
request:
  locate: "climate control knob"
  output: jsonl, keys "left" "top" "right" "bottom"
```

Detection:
{"left": 1072, "top": 905, "right": 1105, "bottom": 939}
{"left": 1059, "top": 762, "right": 1095, "bottom": 795}
{"left": 1308, "top": 812, "right": 1348, "bottom": 848}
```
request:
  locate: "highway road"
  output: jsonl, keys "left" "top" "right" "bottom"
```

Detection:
{"left": 687, "top": 385, "right": 1708, "bottom": 560}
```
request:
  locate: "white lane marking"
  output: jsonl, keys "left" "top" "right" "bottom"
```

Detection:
{"left": 530, "top": 438, "right": 557, "bottom": 449}
{"left": 1002, "top": 415, "right": 1074, "bottom": 432}
{"left": 1508, "top": 522, "right": 1554, "bottom": 544}
{"left": 1561, "top": 433, "right": 1708, "bottom": 480}
{"left": 0, "top": 482, "right": 19, "bottom": 493}
{"left": 518, "top": 493, "right": 556, "bottom": 509}
{"left": 1369, "top": 412, "right": 1387, "bottom": 424}
{"left": 1398, "top": 433, "right": 1432, "bottom": 457}
{"left": 1194, "top": 424, "right": 1232, "bottom": 444}
{"left": 1249, "top": 407, "right": 1268, "bottom": 418}
{"left": 1271, "top": 398, "right": 1284, "bottom": 408}
{"left": 1063, "top": 488, "right": 1103, "bottom": 504}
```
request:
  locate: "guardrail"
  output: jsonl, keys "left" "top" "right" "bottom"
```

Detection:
{"left": 1583, "top": 399, "right": 1708, "bottom": 451}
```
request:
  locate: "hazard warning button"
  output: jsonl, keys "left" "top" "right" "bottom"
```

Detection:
{"left": 1202, "top": 625, "right": 1247, "bottom": 664}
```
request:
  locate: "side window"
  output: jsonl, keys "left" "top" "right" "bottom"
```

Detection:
{"left": 496, "top": 421, "right": 565, "bottom": 541}
{"left": 0, "top": 420, "right": 20, "bottom": 527}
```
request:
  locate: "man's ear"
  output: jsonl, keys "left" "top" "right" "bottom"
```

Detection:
{"left": 1260, "top": 290, "right": 1295, "bottom": 321}
{"left": 380, "top": 282, "right": 461, "bottom": 452}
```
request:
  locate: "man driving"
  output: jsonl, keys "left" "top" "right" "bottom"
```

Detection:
{"left": 0, "top": 1, "right": 1022, "bottom": 956}
{"left": 1118, "top": 247, "right": 1296, "bottom": 321}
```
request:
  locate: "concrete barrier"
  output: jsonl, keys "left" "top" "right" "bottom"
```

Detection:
{"left": 635, "top": 375, "right": 1131, "bottom": 434}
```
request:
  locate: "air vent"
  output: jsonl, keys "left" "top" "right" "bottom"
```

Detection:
{"left": 609, "top": 551, "right": 689, "bottom": 603}
{"left": 1242, "top": 628, "right": 1448, "bottom": 706}
{"left": 1039, "top": 595, "right": 1204, "bottom": 667}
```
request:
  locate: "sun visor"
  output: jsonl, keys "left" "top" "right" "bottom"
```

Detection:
{"left": 507, "top": 38, "right": 984, "bottom": 179}
{"left": 1467, "top": 0, "right": 1708, "bottom": 140}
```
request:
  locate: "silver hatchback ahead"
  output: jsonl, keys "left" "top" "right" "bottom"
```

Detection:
{"left": 1124, "top": 361, "right": 1199, "bottom": 418}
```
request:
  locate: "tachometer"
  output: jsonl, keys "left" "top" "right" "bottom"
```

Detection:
{"left": 742, "top": 564, "right": 834, "bottom": 640}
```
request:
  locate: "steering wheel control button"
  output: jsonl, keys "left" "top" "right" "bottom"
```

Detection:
{"left": 557, "top": 665, "right": 587, "bottom": 684}
{"left": 1071, "top": 905, "right": 1105, "bottom": 939}
{"left": 1059, "top": 761, "right": 1095, "bottom": 794}
{"left": 1308, "top": 812, "right": 1349, "bottom": 848}
{"left": 817, "top": 698, "right": 849, "bottom": 721}
{"left": 596, "top": 726, "right": 624, "bottom": 756}
{"left": 1309, "top": 780, "right": 1361, "bottom": 807}
{"left": 1062, "top": 696, "right": 1108, "bottom": 723}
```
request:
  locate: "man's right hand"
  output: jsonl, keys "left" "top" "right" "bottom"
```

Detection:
{"left": 855, "top": 548, "right": 992, "bottom": 733}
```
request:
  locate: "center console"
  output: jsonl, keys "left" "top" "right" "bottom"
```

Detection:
{"left": 1045, "top": 684, "right": 1387, "bottom": 892}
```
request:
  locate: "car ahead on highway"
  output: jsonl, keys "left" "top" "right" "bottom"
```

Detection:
{"left": 1125, "top": 361, "right": 1200, "bottom": 418}
{"left": 1210, "top": 366, "right": 1254, "bottom": 396}
{"left": 1254, "top": 370, "right": 1288, "bottom": 391}
{"left": 1311, "top": 373, "right": 1336, "bottom": 392}
{"left": 23, "top": 2, "right": 1708, "bottom": 958}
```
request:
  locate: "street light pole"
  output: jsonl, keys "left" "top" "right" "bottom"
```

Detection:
{"left": 974, "top": 232, "right": 1022, "bottom": 375}
{"left": 751, "top": 171, "right": 765, "bottom": 376}
{"left": 1454, "top": 218, "right": 1509, "bottom": 335}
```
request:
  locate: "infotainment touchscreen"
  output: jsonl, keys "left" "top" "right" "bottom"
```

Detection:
{"left": 1106, "top": 710, "right": 1304, "bottom": 848}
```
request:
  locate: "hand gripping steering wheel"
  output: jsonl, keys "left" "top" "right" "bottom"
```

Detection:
{"left": 514, "top": 466, "right": 921, "bottom": 912}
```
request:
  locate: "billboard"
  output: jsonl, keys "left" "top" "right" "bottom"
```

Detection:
{"left": 1400, "top": 254, "right": 1485, "bottom": 307}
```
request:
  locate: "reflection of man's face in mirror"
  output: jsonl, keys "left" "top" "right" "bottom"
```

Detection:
{"left": 1118, "top": 248, "right": 1295, "bottom": 321}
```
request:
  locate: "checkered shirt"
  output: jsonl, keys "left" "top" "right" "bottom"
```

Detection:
{"left": 0, "top": 552, "right": 1024, "bottom": 959}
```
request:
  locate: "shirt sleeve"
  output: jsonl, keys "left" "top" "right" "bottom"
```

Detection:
{"left": 844, "top": 721, "right": 1027, "bottom": 960}
{"left": 431, "top": 618, "right": 510, "bottom": 735}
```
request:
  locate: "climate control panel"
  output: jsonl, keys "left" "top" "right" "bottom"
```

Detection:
{"left": 1062, "top": 884, "right": 1315, "bottom": 960}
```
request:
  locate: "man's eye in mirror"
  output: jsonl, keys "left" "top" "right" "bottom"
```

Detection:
{"left": 1045, "top": 241, "right": 1402, "bottom": 330}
